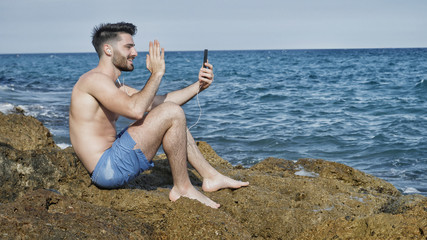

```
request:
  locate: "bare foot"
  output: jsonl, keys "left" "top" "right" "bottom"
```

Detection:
{"left": 169, "top": 185, "right": 220, "bottom": 209}
{"left": 202, "top": 173, "right": 249, "bottom": 192}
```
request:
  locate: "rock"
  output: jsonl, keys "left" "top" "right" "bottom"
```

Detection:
{"left": 0, "top": 113, "right": 426, "bottom": 239}
{"left": 196, "top": 141, "right": 233, "bottom": 169}
{"left": 299, "top": 194, "right": 427, "bottom": 239}
{"left": 0, "top": 189, "right": 153, "bottom": 239}
{"left": 0, "top": 112, "right": 58, "bottom": 151}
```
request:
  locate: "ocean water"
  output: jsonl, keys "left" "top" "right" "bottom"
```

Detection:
{"left": 0, "top": 49, "right": 426, "bottom": 196}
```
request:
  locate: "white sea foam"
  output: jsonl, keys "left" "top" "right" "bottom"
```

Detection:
{"left": 295, "top": 169, "right": 319, "bottom": 178}
{"left": 0, "top": 85, "right": 15, "bottom": 91}
{"left": 415, "top": 78, "right": 425, "bottom": 86}
{"left": 19, "top": 104, "right": 60, "bottom": 119}
{"left": 0, "top": 103, "right": 52, "bottom": 117}
{"left": 403, "top": 187, "right": 421, "bottom": 194}
{"left": 57, "top": 143, "right": 71, "bottom": 149}
{"left": 0, "top": 103, "right": 15, "bottom": 113}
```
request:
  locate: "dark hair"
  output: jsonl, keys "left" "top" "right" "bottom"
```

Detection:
{"left": 91, "top": 22, "right": 137, "bottom": 57}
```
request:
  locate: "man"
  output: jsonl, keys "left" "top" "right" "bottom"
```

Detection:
{"left": 69, "top": 22, "right": 248, "bottom": 209}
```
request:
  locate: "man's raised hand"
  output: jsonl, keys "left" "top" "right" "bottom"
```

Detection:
{"left": 146, "top": 40, "right": 165, "bottom": 75}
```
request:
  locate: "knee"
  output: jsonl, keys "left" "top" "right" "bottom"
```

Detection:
{"left": 160, "top": 102, "right": 185, "bottom": 120}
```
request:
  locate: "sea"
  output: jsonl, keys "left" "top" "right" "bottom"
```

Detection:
{"left": 0, "top": 48, "right": 426, "bottom": 196}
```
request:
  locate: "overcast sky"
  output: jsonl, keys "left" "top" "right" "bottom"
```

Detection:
{"left": 1, "top": 0, "right": 426, "bottom": 54}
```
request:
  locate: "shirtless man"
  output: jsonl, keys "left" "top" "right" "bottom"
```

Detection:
{"left": 69, "top": 22, "right": 248, "bottom": 209}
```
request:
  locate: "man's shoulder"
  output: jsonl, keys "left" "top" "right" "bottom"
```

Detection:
{"left": 79, "top": 70, "right": 112, "bottom": 84}
{"left": 75, "top": 70, "right": 115, "bottom": 93}
{"left": 71, "top": 71, "right": 109, "bottom": 111}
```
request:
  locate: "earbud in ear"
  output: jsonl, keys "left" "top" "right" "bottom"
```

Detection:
{"left": 107, "top": 49, "right": 112, "bottom": 54}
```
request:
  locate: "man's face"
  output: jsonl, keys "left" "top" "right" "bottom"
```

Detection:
{"left": 112, "top": 33, "right": 138, "bottom": 72}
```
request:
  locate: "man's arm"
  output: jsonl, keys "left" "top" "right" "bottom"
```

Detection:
{"left": 147, "top": 62, "right": 214, "bottom": 111}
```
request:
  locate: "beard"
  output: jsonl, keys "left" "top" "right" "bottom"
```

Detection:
{"left": 112, "top": 53, "right": 134, "bottom": 72}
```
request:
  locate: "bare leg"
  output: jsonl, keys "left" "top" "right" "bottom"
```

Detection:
{"left": 128, "top": 102, "right": 219, "bottom": 208}
{"left": 186, "top": 130, "right": 249, "bottom": 192}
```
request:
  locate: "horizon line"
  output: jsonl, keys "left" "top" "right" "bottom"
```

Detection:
{"left": 1, "top": 46, "right": 427, "bottom": 55}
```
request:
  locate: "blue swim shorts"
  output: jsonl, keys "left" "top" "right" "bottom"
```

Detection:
{"left": 90, "top": 127, "right": 154, "bottom": 189}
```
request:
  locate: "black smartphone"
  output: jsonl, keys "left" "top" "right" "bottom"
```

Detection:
{"left": 203, "top": 49, "right": 208, "bottom": 68}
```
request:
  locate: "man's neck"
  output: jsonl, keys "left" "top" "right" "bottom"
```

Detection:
{"left": 97, "top": 58, "right": 121, "bottom": 81}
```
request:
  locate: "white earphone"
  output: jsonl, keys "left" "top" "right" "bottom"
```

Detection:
{"left": 107, "top": 49, "right": 112, "bottom": 54}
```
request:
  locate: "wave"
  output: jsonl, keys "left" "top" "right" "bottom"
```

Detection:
{"left": 415, "top": 79, "right": 427, "bottom": 88}
{"left": 403, "top": 187, "right": 421, "bottom": 194}
{"left": 0, "top": 102, "right": 66, "bottom": 122}
{"left": 57, "top": 143, "right": 71, "bottom": 149}
{"left": 0, "top": 85, "right": 15, "bottom": 91}
{"left": 0, "top": 103, "right": 15, "bottom": 113}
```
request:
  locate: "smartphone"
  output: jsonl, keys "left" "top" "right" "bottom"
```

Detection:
{"left": 203, "top": 49, "right": 208, "bottom": 68}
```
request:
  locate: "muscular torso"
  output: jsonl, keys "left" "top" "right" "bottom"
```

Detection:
{"left": 69, "top": 72, "right": 120, "bottom": 173}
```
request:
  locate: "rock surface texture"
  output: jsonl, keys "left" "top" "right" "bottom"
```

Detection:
{"left": 0, "top": 112, "right": 426, "bottom": 239}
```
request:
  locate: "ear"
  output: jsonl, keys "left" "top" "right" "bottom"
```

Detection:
{"left": 103, "top": 44, "right": 113, "bottom": 56}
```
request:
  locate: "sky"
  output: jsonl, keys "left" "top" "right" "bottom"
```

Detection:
{"left": 0, "top": 0, "right": 426, "bottom": 54}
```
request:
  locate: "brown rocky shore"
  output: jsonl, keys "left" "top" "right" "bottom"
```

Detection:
{"left": 0, "top": 112, "right": 426, "bottom": 239}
